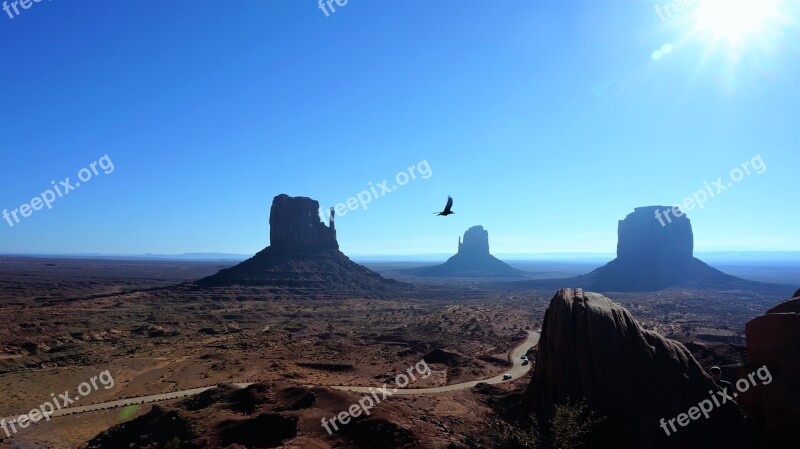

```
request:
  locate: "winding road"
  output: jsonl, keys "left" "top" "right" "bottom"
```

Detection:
{"left": 331, "top": 330, "right": 539, "bottom": 395}
{"left": 2, "top": 330, "right": 538, "bottom": 422}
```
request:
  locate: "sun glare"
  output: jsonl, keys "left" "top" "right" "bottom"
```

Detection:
{"left": 694, "top": 0, "right": 781, "bottom": 43}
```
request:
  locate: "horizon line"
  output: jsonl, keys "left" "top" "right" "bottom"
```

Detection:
{"left": 2, "top": 250, "right": 800, "bottom": 260}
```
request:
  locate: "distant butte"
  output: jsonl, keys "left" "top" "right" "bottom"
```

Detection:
{"left": 197, "top": 194, "right": 411, "bottom": 296}
{"left": 578, "top": 205, "right": 746, "bottom": 291}
{"left": 412, "top": 225, "right": 524, "bottom": 277}
{"left": 503, "top": 206, "right": 764, "bottom": 292}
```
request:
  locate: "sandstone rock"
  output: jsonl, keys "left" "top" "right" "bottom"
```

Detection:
{"left": 584, "top": 206, "right": 748, "bottom": 291}
{"left": 500, "top": 206, "right": 761, "bottom": 292}
{"left": 268, "top": 194, "right": 337, "bottom": 255}
{"left": 503, "top": 207, "right": 745, "bottom": 293}
{"left": 21, "top": 342, "right": 41, "bottom": 355}
{"left": 523, "top": 288, "right": 752, "bottom": 449}
{"left": 88, "top": 382, "right": 421, "bottom": 449}
{"left": 458, "top": 225, "right": 490, "bottom": 256}
{"left": 197, "top": 194, "right": 410, "bottom": 296}
{"left": 617, "top": 206, "right": 693, "bottom": 261}
{"left": 423, "top": 348, "right": 463, "bottom": 365}
{"left": 413, "top": 225, "right": 523, "bottom": 277}
{"left": 738, "top": 293, "right": 800, "bottom": 449}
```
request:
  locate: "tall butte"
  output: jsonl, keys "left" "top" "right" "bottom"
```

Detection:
{"left": 504, "top": 206, "right": 756, "bottom": 292}
{"left": 414, "top": 225, "right": 523, "bottom": 277}
{"left": 577, "top": 206, "right": 746, "bottom": 291}
{"left": 197, "top": 194, "right": 410, "bottom": 296}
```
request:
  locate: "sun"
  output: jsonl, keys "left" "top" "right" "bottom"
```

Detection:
{"left": 694, "top": 0, "right": 781, "bottom": 43}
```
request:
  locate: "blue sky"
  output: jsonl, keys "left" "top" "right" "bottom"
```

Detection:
{"left": 1, "top": 0, "right": 799, "bottom": 256}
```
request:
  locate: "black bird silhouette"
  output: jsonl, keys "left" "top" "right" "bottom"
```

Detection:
{"left": 435, "top": 196, "right": 454, "bottom": 216}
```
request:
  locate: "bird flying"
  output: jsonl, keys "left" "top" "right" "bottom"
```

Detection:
{"left": 435, "top": 196, "right": 454, "bottom": 216}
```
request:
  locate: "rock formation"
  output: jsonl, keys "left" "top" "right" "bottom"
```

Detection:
{"left": 737, "top": 289, "right": 800, "bottom": 448}
{"left": 197, "top": 194, "right": 411, "bottom": 296}
{"left": 503, "top": 206, "right": 755, "bottom": 292}
{"left": 412, "top": 226, "right": 523, "bottom": 277}
{"left": 617, "top": 205, "right": 694, "bottom": 260}
{"left": 458, "top": 225, "right": 491, "bottom": 256}
{"left": 583, "top": 206, "right": 747, "bottom": 291}
{"left": 267, "top": 194, "right": 338, "bottom": 255}
{"left": 86, "top": 382, "right": 422, "bottom": 449}
{"left": 524, "top": 288, "right": 752, "bottom": 449}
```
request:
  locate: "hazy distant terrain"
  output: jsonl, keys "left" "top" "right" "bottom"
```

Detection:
{"left": 5, "top": 254, "right": 793, "bottom": 288}
{"left": 363, "top": 255, "right": 799, "bottom": 286}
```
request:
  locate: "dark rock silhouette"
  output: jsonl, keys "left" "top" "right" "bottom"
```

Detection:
{"left": 502, "top": 206, "right": 757, "bottom": 292}
{"left": 458, "top": 225, "right": 490, "bottom": 255}
{"left": 412, "top": 226, "right": 523, "bottom": 277}
{"left": 523, "top": 288, "right": 753, "bottom": 449}
{"left": 268, "top": 193, "right": 338, "bottom": 254}
{"left": 87, "top": 383, "right": 421, "bottom": 449}
{"left": 618, "top": 206, "right": 694, "bottom": 259}
{"left": 737, "top": 290, "right": 800, "bottom": 449}
{"left": 85, "top": 405, "right": 200, "bottom": 449}
{"left": 579, "top": 206, "right": 746, "bottom": 291}
{"left": 763, "top": 288, "right": 800, "bottom": 313}
{"left": 197, "top": 194, "right": 410, "bottom": 296}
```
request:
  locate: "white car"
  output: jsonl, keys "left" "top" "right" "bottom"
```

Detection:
{"left": 520, "top": 355, "right": 528, "bottom": 361}
{"left": 503, "top": 373, "right": 512, "bottom": 380}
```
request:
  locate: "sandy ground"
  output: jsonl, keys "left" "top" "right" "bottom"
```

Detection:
{"left": 0, "top": 256, "right": 789, "bottom": 448}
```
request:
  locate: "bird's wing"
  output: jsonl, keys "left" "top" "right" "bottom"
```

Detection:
{"left": 444, "top": 196, "right": 453, "bottom": 212}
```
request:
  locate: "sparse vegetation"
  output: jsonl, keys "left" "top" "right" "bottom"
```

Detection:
{"left": 486, "top": 400, "right": 603, "bottom": 449}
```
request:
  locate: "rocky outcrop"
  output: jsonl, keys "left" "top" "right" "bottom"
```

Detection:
{"left": 197, "top": 195, "right": 410, "bottom": 296}
{"left": 738, "top": 291, "right": 800, "bottom": 448}
{"left": 617, "top": 206, "right": 694, "bottom": 261}
{"left": 584, "top": 206, "right": 745, "bottom": 291}
{"left": 458, "top": 225, "right": 491, "bottom": 256}
{"left": 87, "top": 382, "right": 421, "bottom": 449}
{"left": 524, "top": 288, "right": 752, "bottom": 449}
{"left": 503, "top": 206, "right": 756, "bottom": 292}
{"left": 412, "top": 226, "right": 523, "bottom": 277}
{"left": 268, "top": 194, "right": 338, "bottom": 255}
